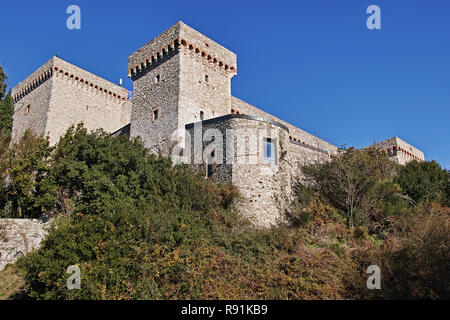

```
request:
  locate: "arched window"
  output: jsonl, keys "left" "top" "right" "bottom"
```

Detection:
{"left": 200, "top": 111, "right": 204, "bottom": 121}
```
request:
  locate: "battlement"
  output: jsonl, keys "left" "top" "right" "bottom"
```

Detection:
{"left": 128, "top": 21, "right": 237, "bottom": 79}
{"left": 369, "top": 136, "right": 425, "bottom": 165}
{"left": 11, "top": 59, "right": 54, "bottom": 104}
{"left": 12, "top": 57, "right": 129, "bottom": 104}
{"left": 11, "top": 56, "right": 131, "bottom": 145}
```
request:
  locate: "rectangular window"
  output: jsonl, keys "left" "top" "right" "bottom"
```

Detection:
{"left": 263, "top": 138, "right": 277, "bottom": 165}
{"left": 205, "top": 75, "right": 209, "bottom": 83}
{"left": 24, "top": 104, "right": 30, "bottom": 115}
{"left": 155, "top": 74, "right": 160, "bottom": 84}
{"left": 152, "top": 109, "right": 159, "bottom": 121}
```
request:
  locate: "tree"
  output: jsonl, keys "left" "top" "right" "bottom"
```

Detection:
{"left": 0, "top": 65, "right": 7, "bottom": 99}
{"left": 300, "top": 147, "right": 399, "bottom": 228}
{"left": 444, "top": 170, "right": 450, "bottom": 207}
{"left": 0, "top": 65, "right": 14, "bottom": 135}
{"left": 395, "top": 160, "right": 448, "bottom": 205}
{"left": 0, "top": 130, "right": 56, "bottom": 218}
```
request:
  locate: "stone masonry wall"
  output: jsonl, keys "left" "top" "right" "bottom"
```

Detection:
{"left": 11, "top": 57, "right": 131, "bottom": 145}
{"left": 178, "top": 38, "right": 234, "bottom": 136}
{"left": 177, "top": 21, "right": 236, "bottom": 133}
{"left": 369, "top": 136, "right": 425, "bottom": 165}
{"left": 129, "top": 21, "right": 237, "bottom": 154}
{"left": 0, "top": 219, "right": 50, "bottom": 271}
{"left": 47, "top": 58, "right": 131, "bottom": 145}
{"left": 230, "top": 118, "right": 291, "bottom": 227}
{"left": 231, "top": 96, "right": 337, "bottom": 183}
{"left": 130, "top": 53, "right": 181, "bottom": 153}
{"left": 231, "top": 96, "right": 338, "bottom": 154}
{"left": 186, "top": 115, "right": 292, "bottom": 227}
{"left": 11, "top": 60, "right": 54, "bottom": 144}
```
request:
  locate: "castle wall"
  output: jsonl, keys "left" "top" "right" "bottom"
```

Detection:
{"left": 47, "top": 58, "right": 131, "bottom": 145}
{"left": 178, "top": 40, "right": 233, "bottom": 131}
{"left": 11, "top": 57, "right": 131, "bottom": 146}
{"left": 231, "top": 96, "right": 338, "bottom": 154}
{"left": 11, "top": 60, "right": 54, "bottom": 143}
{"left": 230, "top": 118, "right": 291, "bottom": 227}
{"left": 129, "top": 53, "right": 181, "bottom": 153}
{"left": 177, "top": 22, "right": 236, "bottom": 130}
{"left": 129, "top": 21, "right": 237, "bottom": 154}
{"left": 186, "top": 115, "right": 292, "bottom": 227}
{"left": 370, "top": 137, "right": 425, "bottom": 165}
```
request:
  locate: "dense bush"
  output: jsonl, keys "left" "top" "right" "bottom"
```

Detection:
{"left": 0, "top": 131, "right": 55, "bottom": 218}
{"left": 395, "top": 160, "right": 449, "bottom": 205}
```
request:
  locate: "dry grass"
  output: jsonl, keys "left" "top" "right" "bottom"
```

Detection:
{"left": 0, "top": 264, "right": 25, "bottom": 300}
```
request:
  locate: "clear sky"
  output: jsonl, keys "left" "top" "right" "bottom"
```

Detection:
{"left": 1, "top": 0, "right": 449, "bottom": 168}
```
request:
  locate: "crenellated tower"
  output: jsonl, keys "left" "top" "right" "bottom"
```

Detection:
{"left": 11, "top": 56, "right": 131, "bottom": 145}
{"left": 128, "top": 21, "right": 237, "bottom": 153}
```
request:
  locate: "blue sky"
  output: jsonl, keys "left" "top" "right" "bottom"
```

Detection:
{"left": 1, "top": 0, "right": 449, "bottom": 168}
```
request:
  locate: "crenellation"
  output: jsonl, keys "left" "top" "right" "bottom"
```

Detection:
{"left": 369, "top": 136, "right": 425, "bottom": 165}
{"left": 129, "top": 22, "right": 236, "bottom": 80}
{"left": 12, "top": 66, "right": 53, "bottom": 104}
{"left": 11, "top": 56, "right": 131, "bottom": 146}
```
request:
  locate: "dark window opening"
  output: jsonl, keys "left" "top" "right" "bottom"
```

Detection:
{"left": 153, "top": 109, "right": 159, "bottom": 121}
{"left": 207, "top": 149, "right": 216, "bottom": 177}
{"left": 200, "top": 111, "right": 204, "bottom": 121}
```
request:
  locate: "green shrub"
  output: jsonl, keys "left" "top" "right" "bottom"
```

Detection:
{"left": 395, "top": 160, "right": 448, "bottom": 205}
{"left": 0, "top": 131, "right": 56, "bottom": 218}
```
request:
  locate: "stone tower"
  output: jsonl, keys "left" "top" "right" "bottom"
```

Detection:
{"left": 128, "top": 21, "right": 237, "bottom": 153}
{"left": 11, "top": 56, "right": 131, "bottom": 145}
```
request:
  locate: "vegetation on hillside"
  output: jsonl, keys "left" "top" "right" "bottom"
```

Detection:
{"left": 0, "top": 127, "right": 446, "bottom": 300}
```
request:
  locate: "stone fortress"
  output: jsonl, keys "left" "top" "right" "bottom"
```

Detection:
{"left": 11, "top": 22, "right": 425, "bottom": 227}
